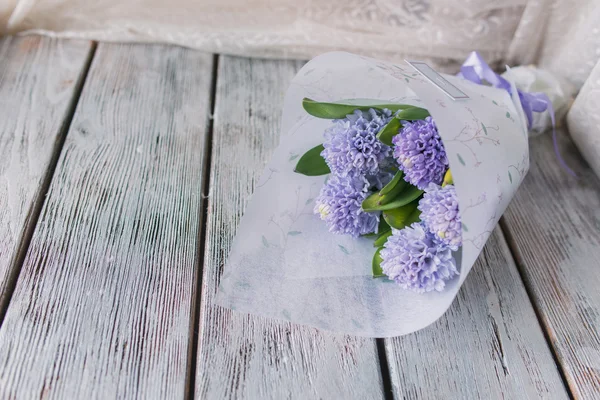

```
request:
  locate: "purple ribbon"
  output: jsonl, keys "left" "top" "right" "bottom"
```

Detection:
{"left": 459, "top": 51, "right": 576, "bottom": 177}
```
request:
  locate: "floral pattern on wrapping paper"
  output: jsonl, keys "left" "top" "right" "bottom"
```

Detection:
{"left": 447, "top": 107, "right": 500, "bottom": 167}
{"left": 262, "top": 183, "right": 320, "bottom": 249}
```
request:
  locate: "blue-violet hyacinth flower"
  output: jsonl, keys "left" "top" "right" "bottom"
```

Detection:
{"left": 380, "top": 223, "right": 458, "bottom": 293}
{"left": 314, "top": 174, "right": 378, "bottom": 237}
{"left": 392, "top": 116, "right": 448, "bottom": 189}
{"left": 322, "top": 108, "right": 392, "bottom": 177}
{"left": 418, "top": 183, "right": 462, "bottom": 249}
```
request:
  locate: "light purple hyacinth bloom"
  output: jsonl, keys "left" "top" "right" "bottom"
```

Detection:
{"left": 418, "top": 184, "right": 462, "bottom": 249}
{"left": 314, "top": 174, "right": 379, "bottom": 237}
{"left": 322, "top": 108, "right": 392, "bottom": 177}
{"left": 380, "top": 223, "right": 458, "bottom": 293}
{"left": 392, "top": 116, "right": 449, "bottom": 190}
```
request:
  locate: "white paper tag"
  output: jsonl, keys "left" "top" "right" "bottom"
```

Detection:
{"left": 406, "top": 60, "right": 469, "bottom": 100}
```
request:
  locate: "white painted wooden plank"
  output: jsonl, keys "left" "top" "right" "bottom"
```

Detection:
{"left": 502, "top": 131, "right": 600, "bottom": 398}
{"left": 0, "top": 43, "right": 213, "bottom": 398}
{"left": 195, "top": 56, "right": 385, "bottom": 400}
{"left": 0, "top": 36, "right": 91, "bottom": 304}
{"left": 385, "top": 227, "right": 569, "bottom": 399}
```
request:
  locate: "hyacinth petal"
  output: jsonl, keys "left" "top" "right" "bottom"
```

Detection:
{"left": 418, "top": 184, "right": 462, "bottom": 249}
{"left": 322, "top": 109, "right": 392, "bottom": 177}
{"left": 392, "top": 116, "right": 449, "bottom": 189}
{"left": 314, "top": 174, "right": 379, "bottom": 237}
{"left": 380, "top": 223, "right": 458, "bottom": 293}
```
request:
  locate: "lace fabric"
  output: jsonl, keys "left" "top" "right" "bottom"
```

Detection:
{"left": 2, "top": 0, "right": 527, "bottom": 72}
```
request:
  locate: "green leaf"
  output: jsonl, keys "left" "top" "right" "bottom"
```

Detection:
{"left": 462, "top": 222, "right": 468, "bottom": 232}
{"left": 289, "top": 154, "right": 299, "bottom": 161}
{"left": 377, "top": 118, "right": 402, "bottom": 146}
{"left": 302, "top": 98, "right": 415, "bottom": 119}
{"left": 395, "top": 107, "right": 430, "bottom": 121}
{"left": 362, "top": 192, "right": 381, "bottom": 212}
{"left": 294, "top": 144, "right": 330, "bottom": 176}
{"left": 372, "top": 247, "right": 386, "bottom": 278}
{"left": 378, "top": 218, "right": 391, "bottom": 235}
{"left": 508, "top": 171, "right": 513, "bottom": 183}
{"left": 379, "top": 186, "right": 424, "bottom": 210}
{"left": 261, "top": 236, "right": 269, "bottom": 247}
{"left": 481, "top": 123, "right": 488, "bottom": 135}
{"left": 288, "top": 231, "right": 302, "bottom": 236}
{"left": 373, "top": 230, "right": 392, "bottom": 247}
{"left": 382, "top": 201, "right": 419, "bottom": 229}
{"left": 506, "top": 111, "right": 511, "bottom": 118}
{"left": 457, "top": 153, "right": 466, "bottom": 166}
{"left": 361, "top": 177, "right": 409, "bottom": 211}
{"left": 379, "top": 179, "right": 408, "bottom": 206}
{"left": 380, "top": 170, "right": 404, "bottom": 195}
{"left": 362, "top": 185, "right": 423, "bottom": 212}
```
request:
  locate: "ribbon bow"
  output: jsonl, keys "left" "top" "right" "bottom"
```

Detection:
{"left": 459, "top": 52, "right": 576, "bottom": 177}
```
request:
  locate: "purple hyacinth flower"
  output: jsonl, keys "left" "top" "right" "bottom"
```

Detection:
{"left": 380, "top": 223, "right": 458, "bottom": 293}
{"left": 392, "top": 116, "right": 449, "bottom": 189}
{"left": 322, "top": 108, "right": 392, "bottom": 177}
{"left": 314, "top": 174, "right": 379, "bottom": 237}
{"left": 418, "top": 184, "right": 462, "bottom": 249}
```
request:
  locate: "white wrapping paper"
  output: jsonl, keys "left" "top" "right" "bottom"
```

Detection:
{"left": 216, "top": 52, "right": 530, "bottom": 337}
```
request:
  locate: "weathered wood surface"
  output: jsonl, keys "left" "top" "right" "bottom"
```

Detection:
{"left": 385, "top": 227, "right": 569, "bottom": 399}
{"left": 0, "top": 36, "right": 91, "bottom": 307}
{"left": 1, "top": 38, "right": 595, "bottom": 399}
{"left": 0, "top": 43, "right": 213, "bottom": 398}
{"left": 194, "top": 56, "right": 385, "bottom": 399}
{"left": 502, "top": 131, "right": 600, "bottom": 399}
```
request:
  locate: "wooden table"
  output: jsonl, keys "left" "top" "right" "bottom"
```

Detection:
{"left": 0, "top": 36, "right": 598, "bottom": 399}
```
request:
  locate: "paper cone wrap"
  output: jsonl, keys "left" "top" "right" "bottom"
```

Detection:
{"left": 216, "top": 52, "right": 530, "bottom": 337}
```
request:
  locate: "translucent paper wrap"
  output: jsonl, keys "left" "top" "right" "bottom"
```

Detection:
{"left": 216, "top": 52, "right": 531, "bottom": 337}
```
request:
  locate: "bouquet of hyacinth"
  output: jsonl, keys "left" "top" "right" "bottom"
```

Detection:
{"left": 294, "top": 101, "right": 461, "bottom": 293}
{"left": 216, "top": 51, "right": 571, "bottom": 337}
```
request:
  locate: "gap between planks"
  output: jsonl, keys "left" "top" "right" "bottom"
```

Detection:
{"left": 185, "top": 53, "right": 220, "bottom": 400}
{"left": 376, "top": 338, "right": 395, "bottom": 400}
{"left": 499, "top": 218, "right": 575, "bottom": 400}
{"left": 0, "top": 41, "right": 97, "bottom": 327}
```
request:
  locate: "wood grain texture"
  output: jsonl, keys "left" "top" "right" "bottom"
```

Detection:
{"left": 0, "top": 43, "right": 213, "bottom": 398}
{"left": 385, "top": 227, "right": 569, "bottom": 399}
{"left": 0, "top": 36, "right": 91, "bottom": 302}
{"left": 195, "top": 56, "right": 385, "bottom": 400}
{"left": 501, "top": 131, "right": 600, "bottom": 398}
